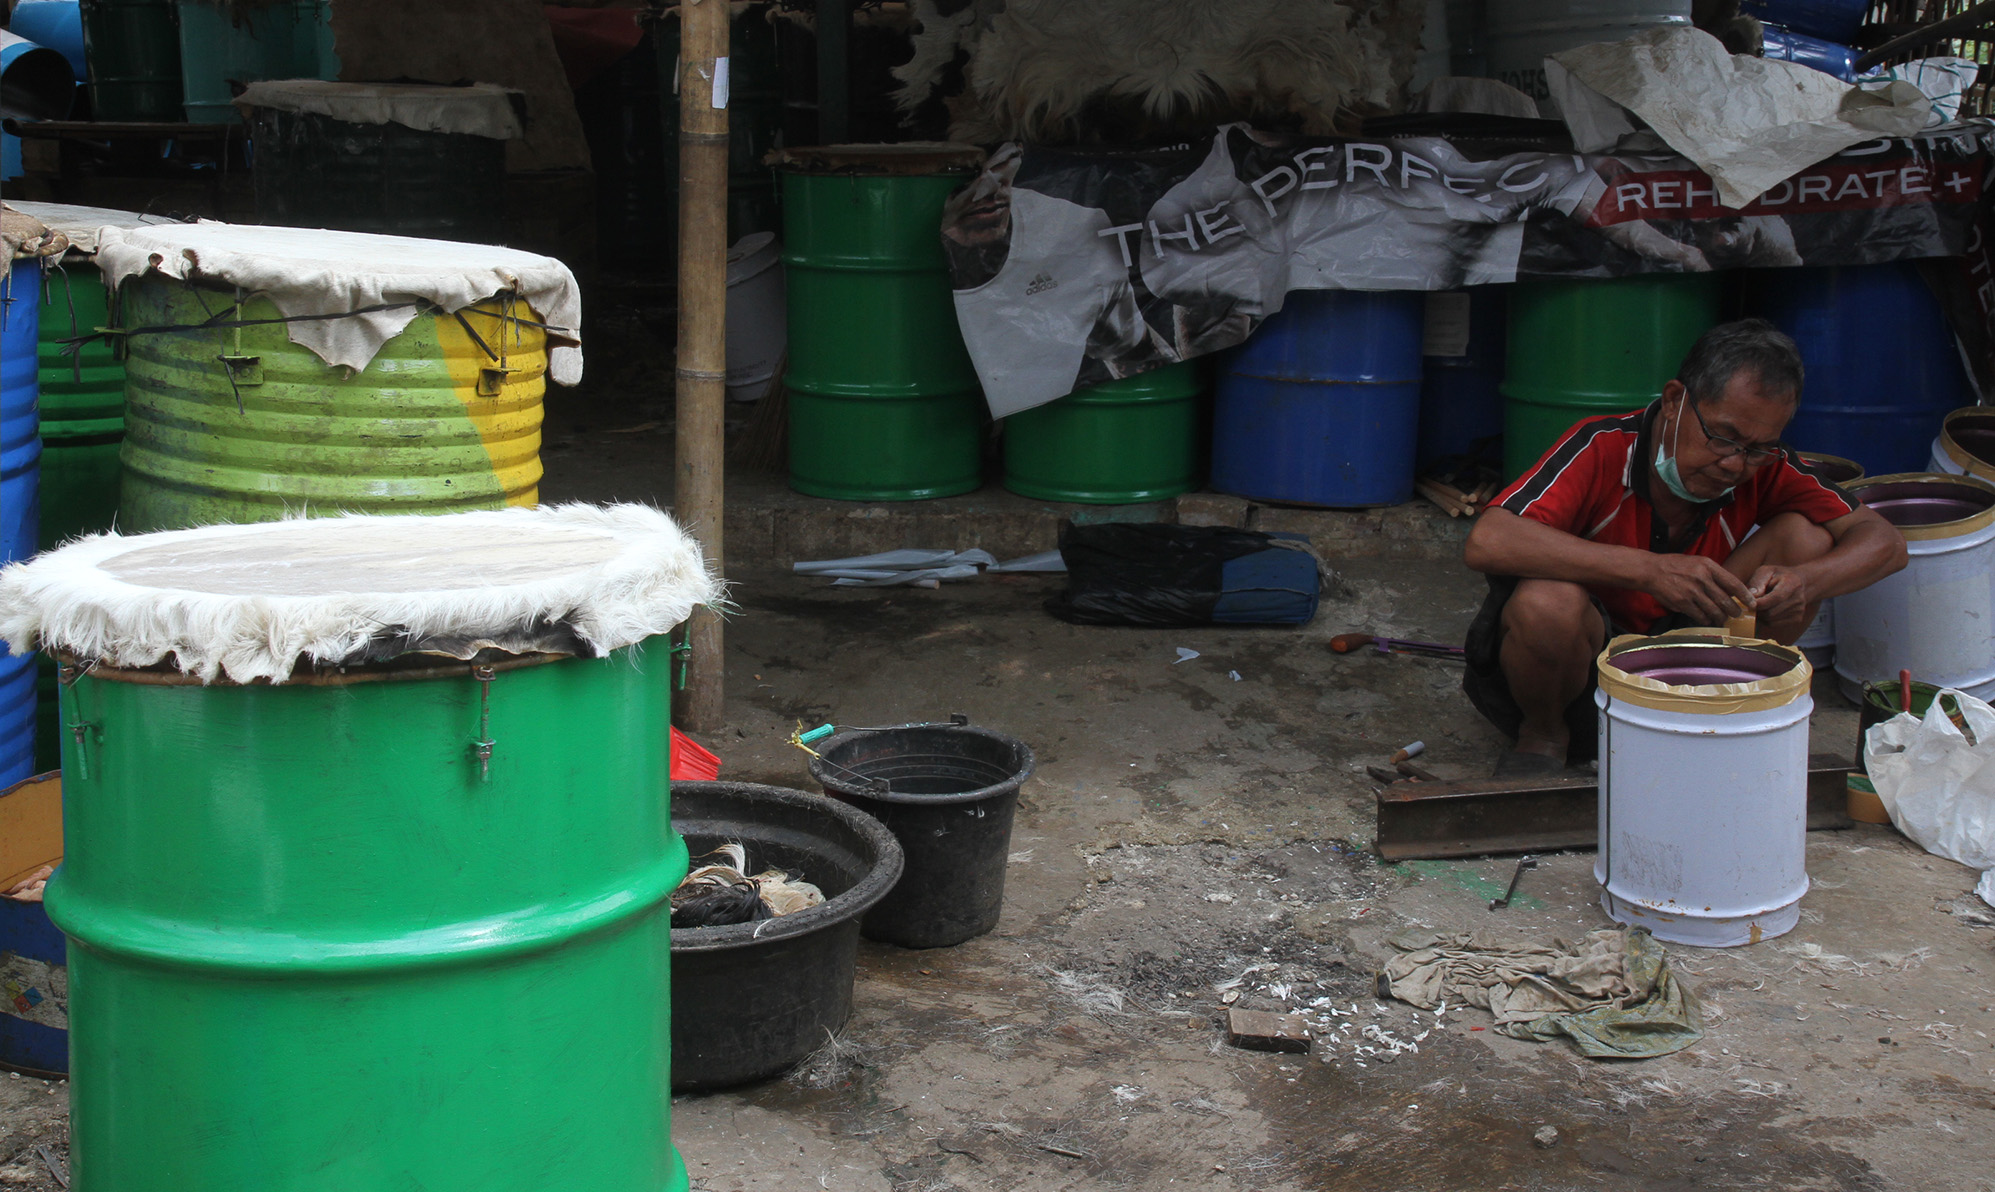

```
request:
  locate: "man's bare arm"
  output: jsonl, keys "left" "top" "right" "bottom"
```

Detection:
{"left": 1465, "top": 507, "right": 1752, "bottom": 625}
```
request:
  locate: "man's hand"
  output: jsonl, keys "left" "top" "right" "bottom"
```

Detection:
{"left": 1644, "top": 554, "right": 1753, "bottom": 625}
{"left": 1745, "top": 565, "right": 1811, "bottom": 625}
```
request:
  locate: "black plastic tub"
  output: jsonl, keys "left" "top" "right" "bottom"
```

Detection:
{"left": 669, "top": 781, "right": 902, "bottom": 1092}
{"left": 808, "top": 723, "right": 1034, "bottom": 949}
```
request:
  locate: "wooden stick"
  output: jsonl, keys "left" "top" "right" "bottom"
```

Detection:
{"left": 674, "top": 0, "right": 731, "bottom": 733}
{"left": 1416, "top": 479, "right": 1473, "bottom": 517}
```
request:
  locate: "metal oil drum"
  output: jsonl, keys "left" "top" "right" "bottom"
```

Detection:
{"left": 2, "top": 260, "right": 43, "bottom": 789}
{"left": 1502, "top": 273, "right": 1719, "bottom": 481}
{"left": 1834, "top": 473, "right": 1995, "bottom": 703}
{"left": 1213, "top": 290, "right": 1425, "bottom": 507}
{"left": 1791, "top": 451, "right": 1863, "bottom": 667}
{"left": 1929, "top": 406, "right": 1995, "bottom": 481}
{"left": 117, "top": 279, "right": 546, "bottom": 532}
{"left": 1746, "top": 263, "right": 1975, "bottom": 476}
{"left": 778, "top": 144, "right": 987, "bottom": 501}
{"left": 76, "top": 0, "right": 182, "bottom": 121}
{"left": 1002, "top": 363, "right": 1202, "bottom": 504}
{"left": 36, "top": 265, "right": 124, "bottom": 550}
{"left": 1596, "top": 633, "right": 1814, "bottom": 947}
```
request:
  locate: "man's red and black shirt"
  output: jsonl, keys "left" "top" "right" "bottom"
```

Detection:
{"left": 1491, "top": 400, "right": 1859, "bottom": 633}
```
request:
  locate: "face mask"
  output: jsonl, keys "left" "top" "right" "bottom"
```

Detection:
{"left": 1655, "top": 402, "right": 1736, "bottom": 504}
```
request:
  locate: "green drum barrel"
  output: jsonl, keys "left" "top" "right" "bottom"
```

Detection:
{"left": 1500, "top": 274, "right": 1719, "bottom": 480}
{"left": 118, "top": 278, "right": 546, "bottom": 531}
{"left": 37, "top": 266, "right": 123, "bottom": 550}
{"left": 46, "top": 641, "right": 689, "bottom": 1192}
{"left": 1002, "top": 364, "right": 1203, "bottom": 503}
{"left": 780, "top": 146, "right": 987, "bottom": 500}
{"left": 76, "top": 0, "right": 182, "bottom": 122}
{"left": 174, "top": 0, "right": 336, "bottom": 123}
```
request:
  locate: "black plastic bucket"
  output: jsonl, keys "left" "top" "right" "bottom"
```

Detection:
{"left": 669, "top": 781, "right": 902, "bottom": 1091}
{"left": 808, "top": 723, "right": 1034, "bottom": 949}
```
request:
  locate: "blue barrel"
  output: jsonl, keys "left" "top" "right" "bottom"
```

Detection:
{"left": 1212, "top": 290, "right": 1424, "bottom": 507}
{"left": 1761, "top": 25, "right": 1856, "bottom": 81}
{"left": 2, "top": 260, "right": 42, "bottom": 789}
{"left": 1, "top": 32, "right": 77, "bottom": 183}
{"left": 1747, "top": 264, "right": 1976, "bottom": 477}
{"left": 0, "top": 773, "right": 65, "bottom": 1075}
{"left": 1741, "top": 0, "right": 1866, "bottom": 42}
{"left": 7, "top": 2, "right": 87, "bottom": 81}
{"left": 1417, "top": 287, "right": 1508, "bottom": 469}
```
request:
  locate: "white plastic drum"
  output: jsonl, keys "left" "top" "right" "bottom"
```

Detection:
{"left": 1929, "top": 408, "right": 1995, "bottom": 481}
{"left": 1485, "top": 0, "right": 1692, "bottom": 114}
{"left": 1595, "top": 634, "right": 1814, "bottom": 947}
{"left": 724, "top": 231, "right": 786, "bottom": 402}
{"left": 1793, "top": 453, "right": 1864, "bottom": 668}
{"left": 1834, "top": 473, "right": 1995, "bottom": 705}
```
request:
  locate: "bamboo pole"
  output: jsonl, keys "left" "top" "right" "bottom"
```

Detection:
{"left": 675, "top": 0, "right": 729, "bottom": 732}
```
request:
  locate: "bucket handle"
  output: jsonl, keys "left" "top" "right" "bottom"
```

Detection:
{"left": 791, "top": 713, "right": 972, "bottom": 793}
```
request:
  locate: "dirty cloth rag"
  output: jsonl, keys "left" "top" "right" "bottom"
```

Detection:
{"left": 1381, "top": 927, "right": 1702, "bottom": 1058}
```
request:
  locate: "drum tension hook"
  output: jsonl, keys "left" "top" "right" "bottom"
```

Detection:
{"left": 472, "top": 665, "right": 497, "bottom": 781}
{"left": 57, "top": 662, "right": 99, "bottom": 780}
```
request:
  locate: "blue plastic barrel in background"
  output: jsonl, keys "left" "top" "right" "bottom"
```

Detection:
{"left": 1, "top": 31, "right": 78, "bottom": 182}
{"left": 1417, "top": 286, "right": 1508, "bottom": 470}
{"left": 1741, "top": 0, "right": 1867, "bottom": 42}
{"left": 1746, "top": 263, "right": 1977, "bottom": 477}
{"left": 1212, "top": 290, "right": 1425, "bottom": 507}
{"left": 1760, "top": 25, "right": 1856, "bottom": 81}
{"left": 2, "top": 261, "right": 44, "bottom": 788}
{"left": 6, "top": 2, "right": 88, "bottom": 81}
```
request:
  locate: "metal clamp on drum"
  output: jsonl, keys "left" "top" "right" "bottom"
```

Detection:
{"left": 1594, "top": 631, "right": 1814, "bottom": 948}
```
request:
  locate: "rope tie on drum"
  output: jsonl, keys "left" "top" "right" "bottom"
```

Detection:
{"left": 56, "top": 659, "right": 101, "bottom": 781}
{"left": 53, "top": 299, "right": 576, "bottom": 407}
{"left": 472, "top": 664, "right": 498, "bottom": 782}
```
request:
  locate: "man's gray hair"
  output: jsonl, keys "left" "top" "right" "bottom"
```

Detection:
{"left": 1677, "top": 318, "right": 1804, "bottom": 407}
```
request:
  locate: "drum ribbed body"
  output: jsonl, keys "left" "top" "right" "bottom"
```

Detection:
{"left": 1212, "top": 290, "right": 1425, "bottom": 508}
{"left": 2, "top": 260, "right": 42, "bottom": 788}
{"left": 1747, "top": 264, "right": 1975, "bottom": 476}
{"left": 117, "top": 278, "right": 545, "bottom": 531}
{"left": 1502, "top": 274, "right": 1719, "bottom": 480}
{"left": 1003, "top": 363, "right": 1202, "bottom": 503}
{"left": 780, "top": 166, "right": 985, "bottom": 501}
{"left": 46, "top": 641, "right": 688, "bottom": 1192}
{"left": 36, "top": 266, "right": 122, "bottom": 550}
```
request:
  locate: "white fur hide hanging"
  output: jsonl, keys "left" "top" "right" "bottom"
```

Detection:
{"left": 0, "top": 504, "right": 724, "bottom": 684}
{"left": 892, "top": 0, "right": 1424, "bottom": 143}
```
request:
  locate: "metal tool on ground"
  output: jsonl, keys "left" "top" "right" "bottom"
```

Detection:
{"left": 1330, "top": 634, "right": 1465, "bottom": 659}
{"left": 1489, "top": 856, "right": 1538, "bottom": 910}
{"left": 1373, "top": 755, "right": 1857, "bottom": 860}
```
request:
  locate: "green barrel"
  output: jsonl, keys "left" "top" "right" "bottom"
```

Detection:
{"left": 46, "top": 641, "right": 689, "bottom": 1192}
{"left": 37, "top": 266, "right": 123, "bottom": 551}
{"left": 1002, "top": 363, "right": 1203, "bottom": 503}
{"left": 174, "top": 0, "right": 337, "bottom": 123}
{"left": 1500, "top": 274, "right": 1720, "bottom": 480}
{"left": 117, "top": 277, "right": 546, "bottom": 532}
{"left": 780, "top": 147, "right": 987, "bottom": 501}
{"left": 76, "top": 0, "right": 183, "bottom": 122}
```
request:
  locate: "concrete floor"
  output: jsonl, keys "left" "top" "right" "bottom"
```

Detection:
{"left": 674, "top": 556, "right": 1995, "bottom": 1192}
{"left": 5, "top": 417, "right": 1992, "bottom": 1191}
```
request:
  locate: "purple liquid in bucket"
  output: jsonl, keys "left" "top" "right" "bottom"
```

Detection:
{"left": 1613, "top": 643, "right": 1797, "bottom": 686}
{"left": 1854, "top": 477, "right": 1993, "bottom": 528}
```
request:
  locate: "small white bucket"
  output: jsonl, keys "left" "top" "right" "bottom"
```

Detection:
{"left": 1834, "top": 473, "right": 1995, "bottom": 705}
{"left": 1595, "top": 633, "right": 1814, "bottom": 948}
{"left": 724, "top": 231, "right": 785, "bottom": 402}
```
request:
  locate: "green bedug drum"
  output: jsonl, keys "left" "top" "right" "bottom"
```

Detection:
{"left": 0, "top": 504, "right": 717, "bottom": 1192}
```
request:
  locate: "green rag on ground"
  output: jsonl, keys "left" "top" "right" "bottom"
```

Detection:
{"left": 1379, "top": 926, "right": 1703, "bottom": 1059}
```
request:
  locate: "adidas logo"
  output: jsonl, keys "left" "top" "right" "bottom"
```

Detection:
{"left": 1024, "top": 272, "right": 1058, "bottom": 295}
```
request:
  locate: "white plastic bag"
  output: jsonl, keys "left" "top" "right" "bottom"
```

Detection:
{"left": 1864, "top": 689, "right": 1995, "bottom": 871}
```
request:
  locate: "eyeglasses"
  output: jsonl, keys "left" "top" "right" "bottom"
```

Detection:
{"left": 1685, "top": 400, "right": 1783, "bottom": 465}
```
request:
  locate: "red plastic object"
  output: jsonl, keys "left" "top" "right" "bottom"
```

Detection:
{"left": 670, "top": 727, "right": 722, "bottom": 781}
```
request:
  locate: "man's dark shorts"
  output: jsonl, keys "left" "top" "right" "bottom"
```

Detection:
{"left": 1461, "top": 576, "right": 1694, "bottom": 763}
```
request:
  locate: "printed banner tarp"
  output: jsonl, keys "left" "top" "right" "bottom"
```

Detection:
{"left": 944, "top": 122, "right": 1994, "bottom": 416}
